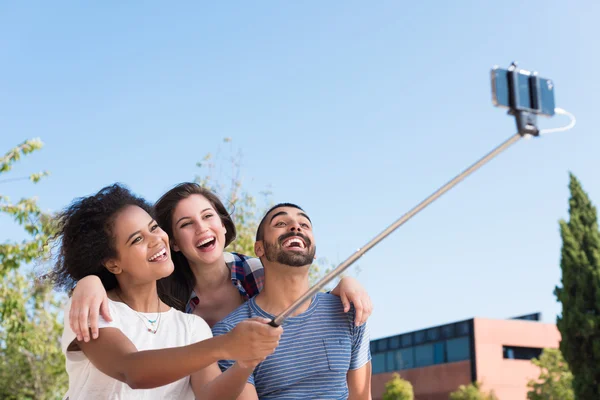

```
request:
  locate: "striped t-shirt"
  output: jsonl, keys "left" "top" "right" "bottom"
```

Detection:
{"left": 211, "top": 292, "right": 371, "bottom": 399}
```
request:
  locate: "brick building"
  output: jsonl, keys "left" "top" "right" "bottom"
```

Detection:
{"left": 370, "top": 313, "right": 560, "bottom": 400}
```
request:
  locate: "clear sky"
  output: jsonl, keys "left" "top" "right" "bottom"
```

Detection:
{"left": 2, "top": 1, "right": 599, "bottom": 340}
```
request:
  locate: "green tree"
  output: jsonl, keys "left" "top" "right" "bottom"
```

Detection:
{"left": 382, "top": 372, "right": 414, "bottom": 400}
{"left": 526, "top": 348, "right": 574, "bottom": 400}
{"left": 0, "top": 138, "right": 50, "bottom": 277}
{"left": 0, "top": 139, "right": 67, "bottom": 399}
{"left": 554, "top": 173, "right": 600, "bottom": 399}
{"left": 449, "top": 381, "right": 497, "bottom": 400}
{"left": 194, "top": 137, "right": 270, "bottom": 257}
{"left": 195, "top": 138, "right": 337, "bottom": 286}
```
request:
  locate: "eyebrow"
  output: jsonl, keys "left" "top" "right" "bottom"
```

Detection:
{"left": 270, "top": 210, "right": 312, "bottom": 224}
{"left": 175, "top": 208, "right": 213, "bottom": 226}
{"left": 126, "top": 218, "right": 155, "bottom": 244}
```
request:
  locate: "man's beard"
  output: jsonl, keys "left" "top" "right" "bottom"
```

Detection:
{"left": 263, "top": 233, "right": 316, "bottom": 267}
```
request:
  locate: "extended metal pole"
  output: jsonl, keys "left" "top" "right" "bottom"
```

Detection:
{"left": 269, "top": 132, "right": 523, "bottom": 327}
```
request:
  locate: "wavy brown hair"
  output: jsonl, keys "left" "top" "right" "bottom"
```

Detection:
{"left": 155, "top": 182, "right": 236, "bottom": 310}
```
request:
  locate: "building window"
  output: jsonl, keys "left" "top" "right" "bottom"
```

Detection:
{"left": 395, "top": 347, "right": 415, "bottom": 370}
{"left": 447, "top": 337, "right": 470, "bottom": 362}
{"left": 510, "top": 313, "right": 541, "bottom": 321}
{"left": 377, "top": 339, "right": 389, "bottom": 352}
{"left": 414, "top": 330, "right": 425, "bottom": 345}
{"left": 372, "top": 353, "right": 386, "bottom": 374}
{"left": 401, "top": 333, "right": 413, "bottom": 347}
{"left": 414, "top": 344, "right": 434, "bottom": 367}
{"left": 386, "top": 350, "right": 396, "bottom": 371}
{"left": 370, "top": 342, "right": 377, "bottom": 354}
{"left": 433, "top": 341, "right": 446, "bottom": 364}
{"left": 389, "top": 336, "right": 400, "bottom": 350}
{"left": 441, "top": 324, "right": 455, "bottom": 339}
{"left": 427, "top": 327, "right": 440, "bottom": 341}
{"left": 503, "top": 346, "right": 543, "bottom": 360}
{"left": 456, "top": 321, "right": 470, "bottom": 336}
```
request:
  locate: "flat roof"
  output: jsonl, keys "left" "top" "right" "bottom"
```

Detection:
{"left": 370, "top": 312, "right": 542, "bottom": 347}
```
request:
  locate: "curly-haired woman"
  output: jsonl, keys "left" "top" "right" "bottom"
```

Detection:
{"left": 53, "top": 183, "right": 281, "bottom": 400}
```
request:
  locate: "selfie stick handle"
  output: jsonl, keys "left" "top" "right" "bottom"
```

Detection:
{"left": 269, "top": 132, "right": 523, "bottom": 327}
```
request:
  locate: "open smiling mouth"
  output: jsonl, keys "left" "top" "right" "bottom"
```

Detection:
{"left": 196, "top": 236, "right": 216, "bottom": 250}
{"left": 281, "top": 236, "right": 306, "bottom": 250}
{"left": 148, "top": 248, "right": 168, "bottom": 262}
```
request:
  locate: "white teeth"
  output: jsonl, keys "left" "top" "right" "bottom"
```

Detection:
{"left": 148, "top": 248, "right": 166, "bottom": 261}
{"left": 283, "top": 238, "right": 305, "bottom": 248}
{"left": 197, "top": 237, "right": 215, "bottom": 247}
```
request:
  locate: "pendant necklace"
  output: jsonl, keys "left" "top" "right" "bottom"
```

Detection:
{"left": 115, "top": 291, "right": 162, "bottom": 334}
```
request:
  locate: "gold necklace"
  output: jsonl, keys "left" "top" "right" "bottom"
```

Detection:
{"left": 115, "top": 291, "right": 162, "bottom": 334}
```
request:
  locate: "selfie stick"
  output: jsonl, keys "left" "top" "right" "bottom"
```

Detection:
{"left": 268, "top": 62, "right": 570, "bottom": 327}
{"left": 269, "top": 132, "right": 522, "bottom": 327}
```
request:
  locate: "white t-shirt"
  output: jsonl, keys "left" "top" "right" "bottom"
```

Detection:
{"left": 61, "top": 298, "right": 213, "bottom": 400}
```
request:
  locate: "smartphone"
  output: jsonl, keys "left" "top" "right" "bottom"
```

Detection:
{"left": 491, "top": 66, "right": 555, "bottom": 117}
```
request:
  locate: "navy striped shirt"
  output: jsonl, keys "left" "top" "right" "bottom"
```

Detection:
{"left": 211, "top": 292, "right": 371, "bottom": 399}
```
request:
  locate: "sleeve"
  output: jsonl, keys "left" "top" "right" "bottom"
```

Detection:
{"left": 61, "top": 298, "right": 120, "bottom": 355}
{"left": 349, "top": 309, "right": 372, "bottom": 370}
{"left": 243, "top": 256, "right": 265, "bottom": 297}
{"left": 188, "top": 314, "right": 213, "bottom": 343}
{"left": 228, "top": 252, "right": 264, "bottom": 298}
{"left": 211, "top": 320, "right": 255, "bottom": 386}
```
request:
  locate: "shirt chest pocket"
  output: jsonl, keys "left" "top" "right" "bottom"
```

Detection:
{"left": 323, "top": 337, "right": 352, "bottom": 372}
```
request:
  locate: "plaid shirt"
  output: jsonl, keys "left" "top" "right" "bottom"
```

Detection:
{"left": 185, "top": 252, "right": 265, "bottom": 314}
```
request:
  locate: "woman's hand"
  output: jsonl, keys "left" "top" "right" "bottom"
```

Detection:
{"left": 222, "top": 318, "right": 283, "bottom": 362}
{"left": 69, "top": 275, "right": 111, "bottom": 342}
{"left": 331, "top": 276, "right": 373, "bottom": 326}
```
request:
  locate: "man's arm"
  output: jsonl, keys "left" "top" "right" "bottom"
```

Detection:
{"left": 347, "top": 362, "right": 372, "bottom": 400}
{"left": 209, "top": 318, "right": 263, "bottom": 399}
{"left": 347, "top": 305, "right": 373, "bottom": 400}
{"left": 190, "top": 362, "right": 259, "bottom": 400}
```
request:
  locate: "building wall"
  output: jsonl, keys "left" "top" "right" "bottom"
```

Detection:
{"left": 473, "top": 318, "right": 561, "bottom": 400}
{"left": 372, "top": 360, "right": 472, "bottom": 400}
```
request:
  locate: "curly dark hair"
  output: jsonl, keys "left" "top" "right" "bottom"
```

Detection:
{"left": 155, "top": 182, "right": 236, "bottom": 310}
{"left": 51, "top": 183, "right": 154, "bottom": 293}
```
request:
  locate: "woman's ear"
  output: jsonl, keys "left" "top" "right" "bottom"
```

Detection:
{"left": 104, "top": 259, "right": 123, "bottom": 275}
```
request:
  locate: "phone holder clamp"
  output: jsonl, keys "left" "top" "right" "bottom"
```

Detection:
{"left": 507, "top": 61, "right": 540, "bottom": 137}
{"left": 510, "top": 109, "right": 539, "bottom": 137}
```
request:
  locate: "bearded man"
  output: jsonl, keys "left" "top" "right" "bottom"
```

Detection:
{"left": 212, "top": 203, "right": 372, "bottom": 400}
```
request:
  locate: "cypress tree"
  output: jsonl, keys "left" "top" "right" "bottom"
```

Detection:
{"left": 555, "top": 173, "right": 600, "bottom": 398}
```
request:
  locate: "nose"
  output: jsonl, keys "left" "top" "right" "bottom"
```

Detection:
{"left": 195, "top": 219, "right": 208, "bottom": 235}
{"left": 149, "top": 234, "right": 162, "bottom": 248}
{"left": 289, "top": 220, "right": 303, "bottom": 233}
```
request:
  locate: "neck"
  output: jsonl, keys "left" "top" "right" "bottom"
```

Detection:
{"left": 255, "top": 260, "right": 311, "bottom": 316}
{"left": 113, "top": 281, "right": 162, "bottom": 313}
{"left": 188, "top": 254, "right": 230, "bottom": 294}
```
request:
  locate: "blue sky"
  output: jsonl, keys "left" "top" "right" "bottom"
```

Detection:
{"left": 2, "top": 1, "right": 599, "bottom": 340}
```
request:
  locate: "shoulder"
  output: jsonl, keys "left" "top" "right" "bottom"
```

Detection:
{"left": 314, "top": 292, "right": 360, "bottom": 325}
{"left": 316, "top": 292, "right": 345, "bottom": 311}
{"left": 177, "top": 309, "right": 213, "bottom": 341}
{"left": 63, "top": 297, "right": 123, "bottom": 328}
{"left": 61, "top": 298, "right": 122, "bottom": 354}
{"left": 221, "top": 300, "right": 253, "bottom": 325}
{"left": 211, "top": 302, "right": 252, "bottom": 336}
{"left": 225, "top": 252, "right": 264, "bottom": 274}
